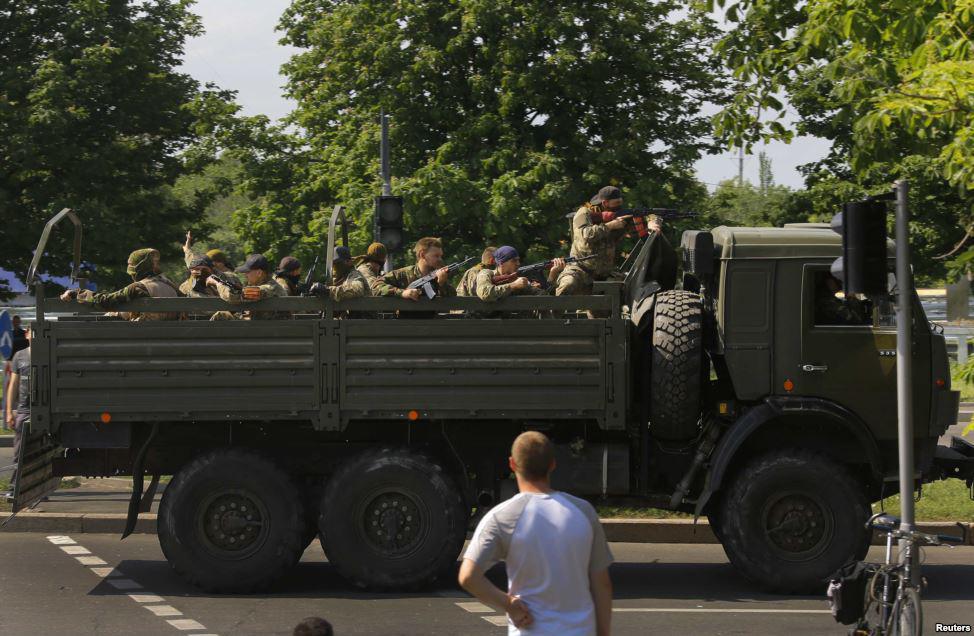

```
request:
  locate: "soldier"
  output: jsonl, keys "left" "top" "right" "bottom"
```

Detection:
{"left": 179, "top": 255, "right": 220, "bottom": 298}
{"left": 815, "top": 273, "right": 871, "bottom": 326}
{"left": 554, "top": 185, "right": 661, "bottom": 296}
{"left": 374, "top": 237, "right": 457, "bottom": 301}
{"left": 60, "top": 248, "right": 182, "bottom": 320}
{"left": 457, "top": 246, "right": 496, "bottom": 297}
{"left": 206, "top": 253, "right": 286, "bottom": 320}
{"left": 274, "top": 256, "right": 302, "bottom": 296}
{"left": 356, "top": 242, "right": 387, "bottom": 291}
{"left": 206, "top": 249, "right": 234, "bottom": 273}
{"left": 182, "top": 230, "right": 235, "bottom": 273}
{"left": 473, "top": 246, "right": 565, "bottom": 318}
{"left": 310, "top": 247, "right": 372, "bottom": 301}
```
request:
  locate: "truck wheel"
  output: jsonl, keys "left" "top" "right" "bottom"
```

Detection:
{"left": 650, "top": 290, "right": 704, "bottom": 440}
{"left": 319, "top": 448, "right": 467, "bottom": 590}
{"left": 718, "top": 449, "right": 871, "bottom": 594}
{"left": 158, "top": 448, "right": 305, "bottom": 593}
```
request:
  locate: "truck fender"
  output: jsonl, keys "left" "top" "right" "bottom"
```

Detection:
{"left": 694, "top": 397, "right": 884, "bottom": 519}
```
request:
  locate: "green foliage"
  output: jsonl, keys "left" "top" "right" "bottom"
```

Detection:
{"left": 0, "top": 0, "right": 238, "bottom": 290}
{"left": 711, "top": 0, "right": 974, "bottom": 284}
{"left": 703, "top": 152, "right": 799, "bottom": 228}
{"left": 227, "top": 0, "right": 726, "bottom": 266}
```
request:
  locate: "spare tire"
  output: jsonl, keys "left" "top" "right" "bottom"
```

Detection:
{"left": 649, "top": 290, "right": 705, "bottom": 441}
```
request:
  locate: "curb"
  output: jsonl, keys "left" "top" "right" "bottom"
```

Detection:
{"left": 3, "top": 514, "right": 972, "bottom": 545}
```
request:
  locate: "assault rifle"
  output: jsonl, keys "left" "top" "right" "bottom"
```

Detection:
{"left": 407, "top": 256, "right": 476, "bottom": 299}
{"left": 297, "top": 253, "right": 321, "bottom": 295}
{"left": 491, "top": 254, "right": 597, "bottom": 285}
{"left": 209, "top": 270, "right": 243, "bottom": 293}
{"left": 605, "top": 208, "right": 699, "bottom": 238}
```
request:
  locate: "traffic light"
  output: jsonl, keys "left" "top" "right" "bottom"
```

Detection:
{"left": 374, "top": 196, "right": 404, "bottom": 252}
{"left": 830, "top": 199, "right": 889, "bottom": 296}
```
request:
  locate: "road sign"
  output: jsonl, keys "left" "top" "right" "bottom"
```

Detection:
{"left": 0, "top": 310, "right": 12, "bottom": 359}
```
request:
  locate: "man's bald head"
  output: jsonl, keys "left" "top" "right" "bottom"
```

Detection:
{"left": 511, "top": 431, "right": 555, "bottom": 481}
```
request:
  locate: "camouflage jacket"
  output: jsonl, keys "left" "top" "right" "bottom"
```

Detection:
{"left": 374, "top": 264, "right": 457, "bottom": 297}
{"left": 326, "top": 268, "right": 372, "bottom": 301}
{"left": 456, "top": 264, "right": 484, "bottom": 297}
{"left": 274, "top": 274, "right": 300, "bottom": 296}
{"left": 356, "top": 263, "right": 383, "bottom": 290}
{"left": 77, "top": 274, "right": 182, "bottom": 320}
{"left": 179, "top": 277, "right": 219, "bottom": 298}
{"left": 214, "top": 275, "right": 287, "bottom": 320}
{"left": 569, "top": 206, "right": 627, "bottom": 279}
{"left": 474, "top": 268, "right": 546, "bottom": 302}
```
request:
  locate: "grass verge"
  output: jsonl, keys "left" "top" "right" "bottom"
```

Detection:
{"left": 598, "top": 479, "right": 974, "bottom": 522}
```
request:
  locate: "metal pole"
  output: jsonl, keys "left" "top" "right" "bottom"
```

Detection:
{"left": 894, "top": 179, "right": 916, "bottom": 577}
{"left": 380, "top": 110, "right": 391, "bottom": 197}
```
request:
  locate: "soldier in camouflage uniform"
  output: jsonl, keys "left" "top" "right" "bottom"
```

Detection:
{"left": 182, "top": 230, "right": 234, "bottom": 273}
{"left": 356, "top": 242, "right": 387, "bottom": 292}
{"left": 310, "top": 247, "right": 372, "bottom": 301}
{"left": 274, "top": 256, "right": 302, "bottom": 296}
{"left": 373, "top": 237, "right": 457, "bottom": 300}
{"left": 457, "top": 246, "right": 496, "bottom": 297}
{"left": 179, "top": 255, "right": 220, "bottom": 298}
{"left": 207, "top": 254, "right": 287, "bottom": 320}
{"left": 60, "top": 248, "right": 182, "bottom": 320}
{"left": 472, "top": 246, "right": 565, "bottom": 318}
{"left": 554, "top": 185, "right": 661, "bottom": 296}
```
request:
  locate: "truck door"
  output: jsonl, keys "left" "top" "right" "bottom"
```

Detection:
{"left": 793, "top": 264, "right": 930, "bottom": 439}
{"left": 7, "top": 332, "right": 61, "bottom": 513}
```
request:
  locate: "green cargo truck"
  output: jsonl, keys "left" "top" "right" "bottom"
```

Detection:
{"left": 8, "top": 208, "right": 974, "bottom": 594}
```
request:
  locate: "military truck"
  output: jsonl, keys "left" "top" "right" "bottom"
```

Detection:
{"left": 9, "top": 207, "right": 974, "bottom": 594}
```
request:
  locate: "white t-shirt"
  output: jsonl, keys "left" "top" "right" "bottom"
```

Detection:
{"left": 464, "top": 491, "right": 614, "bottom": 636}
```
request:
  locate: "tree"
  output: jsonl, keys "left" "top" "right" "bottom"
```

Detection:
{"left": 711, "top": 0, "right": 974, "bottom": 282}
{"left": 0, "top": 0, "right": 237, "bottom": 291}
{"left": 230, "top": 0, "right": 725, "bottom": 265}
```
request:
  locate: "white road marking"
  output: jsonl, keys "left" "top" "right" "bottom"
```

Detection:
{"left": 145, "top": 605, "right": 183, "bottom": 617}
{"left": 482, "top": 616, "right": 509, "bottom": 626}
{"left": 60, "top": 545, "right": 91, "bottom": 555}
{"left": 75, "top": 556, "right": 107, "bottom": 566}
{"left": 167, "top": 619, "right": 207, "bottom": 631}
{"left": 129, "top": 594, "right": 166, "bottom": 604}
{"left": 106, "top": 578, "right": 143, "bottom": 590}
{"left": 46, "top": 534, "right": 219, "bottom": 635}
{"left": 456, "top": 602, "right": 494, "bottom": 614}
{"left": 89, "top": 567, "right": 123, "bottom": 578}
{"left": 612, "top": 608, "right": 831, "bottom": 614}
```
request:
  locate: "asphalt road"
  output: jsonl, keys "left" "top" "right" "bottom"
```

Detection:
{"left": 1, "top": 535, "right": 972, "bottom": 636}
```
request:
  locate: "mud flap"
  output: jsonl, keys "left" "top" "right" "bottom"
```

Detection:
{"left": 6, "top": 424, "right": 62, "bottom": 514}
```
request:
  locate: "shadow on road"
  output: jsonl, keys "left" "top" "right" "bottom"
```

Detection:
{"left": 83, "top": 557, "right": 974, "bottom": 604}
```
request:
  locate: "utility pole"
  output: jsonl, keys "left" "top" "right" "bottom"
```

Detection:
{"left": 738, "top": 146, "right": 744, "bottom": 186}
{"left": 894, "top": 180, "right": 917, "bottom": 581}
{"left": 380, "top": 109, "right": 391, "bottom": 197}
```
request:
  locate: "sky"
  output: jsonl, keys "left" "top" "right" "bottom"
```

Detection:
{"left": 179, "top": 0, "right": 830, "bottom": 190}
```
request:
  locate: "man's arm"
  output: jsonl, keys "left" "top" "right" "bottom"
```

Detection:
{"left": 458, "top": 559, "right": 533, "bottom": 629}
{"left": 589, "top": 567, "right": 612, "bottom": 636}
{"left": 5, "top": 371, "right": 17, "bottom": 427}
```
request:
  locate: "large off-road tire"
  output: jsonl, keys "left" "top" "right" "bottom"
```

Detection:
{"left": 158, "top": 448, "right": 306, "bottom": 593}
{"left": 319, "top": 448, "right": 467, "bottom": 590}
{"left": 718, "top": 449, "right": 871, "bottom": 594}
{"left": 649, "top": 290, "right": 705, "bottom": 441}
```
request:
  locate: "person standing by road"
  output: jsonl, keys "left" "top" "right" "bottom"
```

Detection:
{"left": 459, "top": 431, "right": 614, "bottom": 635}
{"left": 5, "top": 325, "right": 31, "bottom": 481}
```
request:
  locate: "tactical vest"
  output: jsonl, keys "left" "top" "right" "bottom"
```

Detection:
{"left": 131, "top": 276, "right": 180, "bottom": 321}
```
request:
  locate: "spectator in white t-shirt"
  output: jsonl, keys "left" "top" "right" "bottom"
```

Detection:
{"left": 459, "top": 431, "right": 614, "bottom": 636}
